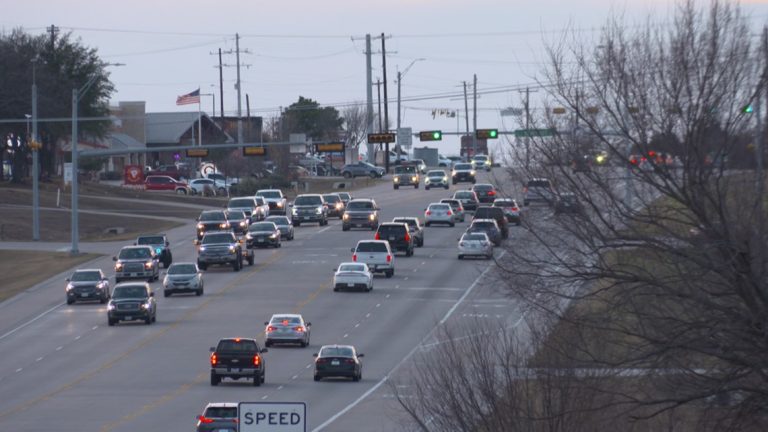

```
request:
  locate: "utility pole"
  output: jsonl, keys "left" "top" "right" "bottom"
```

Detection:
{"left": 381, "top": 33, "right": 390, "bottom": 174}
{"left": 376, "top": 79, "right": 382, "bottom": 132}
{"left": 365, "top": 34, "right": 374, "bottom": 164}
{"left": 31, "top": 59, "right": 40, "bottom": 241}
{"left": 218, "top": 48, "right": 224, "bottom": 122}
{"left": 46, "top": 24, "right": 59, "bottom": 51}
{"left": 472, "top": 74, "right": 478, "bottom": 157}
{"left": 520, "top": 87, "right": 538, "bottom": 169}
{"left": 246, "top": 94, "right": 251, "bottom": 141}
{"left": 396, "top": 70, "right": 402, "bottom": 132}
{"left": 463, "top": 81, "right": 470, "bottom": 137}
{"left": 71, "top": 88, "right": 80, "bottom": 255}
{"left": 235, "top": 33, "right": 243, "bottom": 144}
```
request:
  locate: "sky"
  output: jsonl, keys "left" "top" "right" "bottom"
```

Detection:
{"left": 2, "top": 0, "right": 767, "bottom": 156}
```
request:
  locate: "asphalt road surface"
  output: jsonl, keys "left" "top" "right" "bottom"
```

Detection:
{"left": 0, "top": 168, "right": 548, "bottom": 432}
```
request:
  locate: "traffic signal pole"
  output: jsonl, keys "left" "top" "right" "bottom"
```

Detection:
{"left": 472, "top": 74, "right": 478, "bottom": 157}
{"left": 381, "top": 33, "right": 390, "bottom": 174}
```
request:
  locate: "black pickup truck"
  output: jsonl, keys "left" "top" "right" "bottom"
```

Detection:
{"left": 209, "top": 338, "right": 268, "bottom": 386}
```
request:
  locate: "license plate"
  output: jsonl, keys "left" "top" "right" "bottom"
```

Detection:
{"left": 331, "top": 360, "right": 340, "bottom": 366}
{"left": 347, "top": 283, "right": 354, "bottom": 287}
{"left": 81, "top": 293, "right": 90, "bottom": 297}
{"left": 230, "top": 368, "right": 240, "bottom": 373}
{"left": 388, "top": 236, "right": 395, "bottom": 241}
{"left": 257, "top": 238, "right": 264, "bottom": 242}
{"left": 125, "top": 316, "right": 132, "bottom": 320}
{"left": 129, "top": 273, "right": 137, "bottom": 277}
{"left": 303, "top": 216, "right": 310, "bottom": 220}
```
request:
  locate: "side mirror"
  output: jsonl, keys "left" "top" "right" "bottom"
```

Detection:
{"left": 306, "top": 322, "right": 311, "bottom": 326}
{"left": 333, "top": 267, "right": 337, "bottom": 272}
{"left": 166, "top": 241, "right": 170, "bottom": 246}
{"left": 209, "top": 347, "right": 215, "bottom": 352}
{"left": 350, "top": 248, "right": 355, "bottom": 253}
{"left": 149, "top": 292, "right": 155, "bottom": 297}
{"left": 312, "top": 353, "right": 318, "bottom": 357}
{"left": 193, "top": 240, "right": 200, "bottom": 246}
{"left": 264, "top": 321, "right": 269, "bottom": 326}
{"left": 357, "top": 353, "right": 365, "bottom": 358}
{"left": 65, "top": 277, "right": 70, "bottom": 282}
{"left": 261, "top": 348, "right": 269, "bottom": 353}
{"left": 112, "top": 256, "right": 118, "bottom": 261}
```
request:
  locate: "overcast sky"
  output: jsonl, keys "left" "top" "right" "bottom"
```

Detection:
{"left": 3, "top": 0, "right": 767, "bottom": 155}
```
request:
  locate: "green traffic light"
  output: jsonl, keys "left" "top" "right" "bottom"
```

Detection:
{"left": 743, "top": 105, "right": 754, "bottom": 114}
{"left": 433, "top": 131, "right": 441, "bottom": 140}
{"left": 489, "top": 130, "right": 498, "bottom": 138}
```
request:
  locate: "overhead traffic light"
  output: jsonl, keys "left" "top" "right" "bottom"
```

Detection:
{"left": 476, "top": 129, "right": 498, "bottom": 139}
{"left": 367, "top": 132, "right": 396, "bottom": 144}
{"left": 742, "top": 104, "right": 754, "bottom": 114}
{"left": 419, "top": 130, "right": 442, "bottom": 141}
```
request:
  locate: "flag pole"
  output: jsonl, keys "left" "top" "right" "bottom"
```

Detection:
{"left": 198, "top": 88, "right": 202, "bottom": 146}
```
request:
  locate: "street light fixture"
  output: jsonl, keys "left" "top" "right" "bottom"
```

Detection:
{"left": 396, "top": 58, "right": 425, "bottom": 158}
{"left": 70, "top": 62, "right": 124, "bottom": 255}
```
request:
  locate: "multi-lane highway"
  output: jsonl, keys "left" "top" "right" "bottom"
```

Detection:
{"left": 0, "top": 169, "right": 540, "bottom": 431}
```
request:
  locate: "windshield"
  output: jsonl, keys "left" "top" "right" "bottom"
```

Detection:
{"left": 294, "top": 195, "right": 323, "bottom": 206}
{"left": 204, "top": 407, "right": 237, "bottom": 419}
{"left": 393, "top": 218, "right": 416, "bottom": 227}
{"left": 441, "top": 199, "right": 459, "bottom": 206}
{"left": 428, "top": 204, "right": 450, "bottom": 211}
{"left": 70, "top": 271, "right": 101, "bottom": 281}
{"left": 257, "top": 190, "right": 281, "bottom": 198}
{"left": 229, "top": 198, "right": 253, "bottom": 208}
{"left": 338, "top": 193, "right": 351, "bottom": 200}
{"left": 455, "top": 163, "right": 472, "bottom": 170}
{"left": 266, "top": 216, "right": 290, "bottom": 225}
{"left": 199, "top": 211, "right": 226, "bottom": 222}
{"left": 474, "top": 156, "right": 488, "bottom": 161}
{"left": 473, "top": 185, "right": 493, "bottom": 191}
{"left": 271, "top": 316, "right": 301, "bottom": 324}
{"left": 112, "top": 285, "right": 148, "bottom": 299}
{"left": 427, "top": 171, "right": 445, "bottom": 177}
{"left": 323, "top": 195, "right": 340, "bottom": 203}
{"left": 118, "top": 248, "right": 151, "bottom": 260}
{"left": 347, "top": 201, "right": 373, "bottom": 210}
{"left": 168, "top": 264, "right": 197, "bottom": 275}
{"left": 472, "top": 221, "right": 496, "bottom": 229}
{"left": 356, "top": 242, "right": 387, "bottom": 253}
{"left": 339, "top": 264, "right": 366, "bottom": 272}
{"left": 217, "top": 339, "right": 258, "bottom": 352}
{"left": 319, "top": 346, "right": 354, "bottom": 358}
{"left": 493, "top": 200, "right": 514, "bottom": 207}
{"left": 228, "top": 211, "right": 245, "bottom": 220}
{"left": 201, "top": 234, "right": 234, "bottom": 244}
{"left": 463, "top": 233, "right": 488, "bottom": 241}
{"left": 527, "top": 180, "right": 551, "bottom": 188}
{"left": 454, "top": 192, "right": 474, "bottom": 199}
{"left": 136, "top": 236, "right": 164, "bottom": 245}
{"left": 395, "top": 166, "right": 416, "bottom": 174}
{"left": 249, "top": 222, "right": 276, "bottom": 232}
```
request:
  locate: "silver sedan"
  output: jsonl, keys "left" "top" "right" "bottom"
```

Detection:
{"left": 457, "top": 232, "right": 493, "bottom": 260}
{"left": 162, "top": 262, "right": 204, "bottom": 297}
{"left": 333, "top": 262, "right": 373, "bottom": 292}
{"left": 424, "top": 203, "right": 455, "bottom": 227}
{"left": 265, "top": 215, "right": 295, "bottom": 241}
{"left": 264, "top": 314, "right": 311, "bottom": 347}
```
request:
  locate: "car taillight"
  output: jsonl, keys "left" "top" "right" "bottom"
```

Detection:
{"left": 210, "top": 353, "right": 218, "bottom": 366}
{"left": 294, "top": 326, "right": 305, "bottom": 332}
{"left": 197, "top": 415, "right": 215, "bottom": 424}
{"left": 511, "top": 207, "right": 519, "bottom": 211}
{"left": 447, "top": 210, "right": 453, "bottom": 216}
{"left": 316, "top": 358, "right": 329, "bottom": 364}
{"left": 386, "top": 255, "right": 392, "bottom": 263}
{"left": 404, "top": 232, "right": 410, "bottom": 242}
{"left": 488, "top": 190, "right": 496, "bottom": 196}
{"left": 345, "top": 358, "right": 356, "bottom": 364}
{"left": 426, "top": 211, "right": 432, "bottom": 216}
{"left": 523, "top": 187, "right": 528, "bottom": 193}
{"left": 254, "top": 355, "right": 261, "bottom": 366}
{"left": 267, "top": 326, "right": 277, "bottom": 332}
{"left": 352, "top": 254, "right": 357, "bottom": 262}
{"left": 374, "top": 233, "right": 380, "bottom": 240}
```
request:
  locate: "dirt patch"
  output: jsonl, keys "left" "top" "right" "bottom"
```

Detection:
{"left": 0, "top": 250, "right": 100, "bottom": 302}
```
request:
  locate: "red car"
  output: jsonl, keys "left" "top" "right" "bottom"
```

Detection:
{"left": 145, "top": 175, "right": 190, "bottom": 194}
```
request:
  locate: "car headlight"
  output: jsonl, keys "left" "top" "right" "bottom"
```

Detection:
{"left": 316, "top": 207, "right": 323, "bottom": 214}
{"left": 343, "top": 213, "right": 350, "bottom": 220}
{"left": 269, "top": 233, "right": 277, "bottom": 239}
{"left": 228, "top": 245, "right": 236, "bottom": 253}
{"left": 246, "top": 233, "right": 253, "bottom": 240}
{"left": 394, "top": 177, "right": 399, "bottom": 182}
{"left": 240, "top": 221, "right": 247, "bottom": 227}
{"left": 292, "top": 208, "right": 298, "bottom": 215}
{"left": 199, "top": 246, "right": 206, "bottom": 251}
{"left": 220, "top": 222, "right": 230, "bottom": 229}
{"left": 115, "top": 262, "right": 124, "bottom": 271}
{"left": 197, "top": 223, "right": 204, "bottom": 230}
{"left": 144, "top": 261, "right": 154, "bottom": 269}
{"left": 470, "top": 170, "right": 476, "bottom": 175}
{"left": 451, "top": 170, "right": 457, "bottom": 176}
{"left": 107, "top": 303, "right": 116, "bottom": 311}
{"left": 66, "top": 283, "right": 74, "bottom": 291}
{"left": 141, "top": 302, "right": 150, "bottom": 309}
{"left": 443, "top": 177, "right": 448, "bottom": 182}
{"left": 335, "top": 203, "right": 343, "bottom": 209}
{"left": 277, "top": 201, "right": 284, "bottom": 208}
{"left": 369, "top": 214, "right": 376, "bottom": 221}
{"left": 411, "top": 176, "right": 417, "bottom": 182}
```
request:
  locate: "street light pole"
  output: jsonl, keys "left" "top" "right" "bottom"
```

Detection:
{"left": 31, "top": 59, "right": 40, "bottom": 241}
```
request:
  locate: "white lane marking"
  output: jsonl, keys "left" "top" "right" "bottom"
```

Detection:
{"left": 261, "top": 395, "right": 268, "bottom": 400}
{"left": 343, "top": 334, "right": 349, "bottom": 338}
{"left": 0, "top": 302, "right": 64, "bottom": 342}
{"left": 375, "top": 303, "right": 381, "bottom": 308}
{"left": 36, "top": 357, "right": 44, "bottom": 362}
{"left": 429, "top": 254, "right": 435, "bottom": 258}
{"left": 305, "top": 364, "right": 312, "bottom": 369}
{"left": 365, "top": 313, "right": 371, "bottom": 318}
{"left": 420, "top": 261, "right": 426, "bottom": 265}
{"left": 74, "top": 335, "right": 81, "bottom": 341}
{"left": 412, "top": 269, "right": 418, "bottom": 272}
{"left": 318, "top": 226, "right": 332, "bottom": 233}
{"left": 386, "top": 294, "right": 390, "bottom": 298}
{"left": 92, "top": 326, "right": 98, "bottom": 330}
{"left": 16, "top": 368, "right": 23, "bottom": 373}
{"left": 354, "top": 323, "right": 360, "bottom": 328}
{"left": 404, "top": 277, "right": 409, "bottom": 281}
{"left": 278, "top": 385, "right": 284, "bottom": 390}
{"left": 292, "top": 375, "right": 298, "bottom": 380}
{"left": 55, "top": 346, "right": 63, "bottom": 351}
{"left": 312, "top": 250, "right": 506, "bottom": 432}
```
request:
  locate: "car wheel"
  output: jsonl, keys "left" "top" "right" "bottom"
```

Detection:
{"left": 196, "top": 289, "right": 203, "bottom": 296}
{"left": 294, "top": 221, "right": 301, "bottom": 227}
{"left": 210, "top": 371, "right": 220, "bottom": 386}
{"left": 115, "top": 278, "right": 121, "bottom": 284}
{"left": 415, "top": 184, "right": 419, "bottom": 189}
{"left": 369, "top": 172, "right": 377, "bottom": 179}
{"left": 394, "top": 185, "right": 399, "bottom": 190}
{"left": 265, "top": 340, "right": 272, "bottom": 347}
{"left": 314, "top": 375, "right": 321, "bottom": 382}
{"left": 425, "top": 222, "right": 431, "bottom": 227}
{"left": 253, "top": 373, "right": 262, "bottom": 386}
{"left": 367, "top": 284, "right": 373, "bottom": 292}
{"left": 145, "top": 315, "right": 152, "bottom": 325}
{"left": 425, "top": 186, "right": 430, "bottom": 190}
{"left": 343, "top": 172, "right": 352, "bottom": 179}
{"left": 419, "top": 239, "right": 424, "bottom": 247}
{"left": 333, "top": 286, "right": 339, "bottom": 292}
{"left": 198, "top": 264, "right": 207, "bottom": 271}
{"left": 450, "top": 222, "right": 455, "bottom": 227}
{"left": 444, "top": 185, "right": 449, "bottom": 190}
{"left": 100, "top": 295, "right": 107, "bottom": 304}
{"left": 152, "top": 312, "right": 157, "bottom": 323}
{"left": 353, "top": 373, "right": 360, "bottom": 382}
{"left": 385, "top": 269, "right": 394, "bottom": 278}
{"left": 108, "top": 318, "right": 115, "bottom": 326}
{"left": 458, "top": 255, "right": 463, "bottom": 260}
{"left": 164, "top": 290, "right": 171, "bottom": 298}
{"left": 247, "top": 254, "right": 255, "bottom": 265}
{"left": 486, "top": 254, "right": 493, "bottom": 260}
{"left": 301, "top": 340, "right": 308, "bottom": 348}
{"left": 233, "top": 259, "right": 241, "bottom": 272}
{"left": 176, "top": 188, "right": 187, "bottom": 195}
{"left": 66, "top": 298, "right": 74, "bottom": 305}
{"left": 342, "top": 225, "right": 350, "bottom": 231}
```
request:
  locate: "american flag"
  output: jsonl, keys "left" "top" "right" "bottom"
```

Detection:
{"left": 176, "top": 89, "right": 200, "bottom": 105}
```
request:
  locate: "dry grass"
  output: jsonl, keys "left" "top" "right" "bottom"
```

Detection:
{"left": 0, "top": 250, "right": 100, "bottom": 302}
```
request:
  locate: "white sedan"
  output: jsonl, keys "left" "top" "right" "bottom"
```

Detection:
{"left": 188, "top": 178, "right": 217, "bottom": 196}
{"left": 333, "top": 262, "right": 373, "bottom": 292}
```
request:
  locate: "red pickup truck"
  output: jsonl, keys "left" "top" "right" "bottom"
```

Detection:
{"left": 145, "top": 175, "right": 191, "bottom": 194}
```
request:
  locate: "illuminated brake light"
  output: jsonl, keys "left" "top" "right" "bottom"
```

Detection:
{"left": 198, "top": 415, "right": 215, "bottom": 424}
{"left": 210, "top": 353, "right": 218, "bottom": 366}
{"left": 235, "top": 338, "right": 241, "bottom": 342}
{"left": 488, "top": 191, "right": 496, "bottom": 196}
{"left": 511, "top": 207, "right": 519, "bottom": 211}
{"left": 386, "top": 255, "right": 392, "bottom": 263}
{"left": 426, "top": 211, "right": 432, "bottom": 216}
{"left": 267, "top": 326, "right": 277, "bottom": 332}
{"left": 282, "top": 320, "right": 289, "bottom": 326}
{"left": 523, "top": 187, "right": 528, "bottom": 193}
{"left": 447, "top": 211, "right": 453, "bottom": 216}
{"left": 352, "top": 254, "right": 357, "bottom": 262}
{"left": 404, "top": 232, "right": 410, "bottom": 242}
{"left": 345, "top": 358, "right": 356, "bottom": 364}
{"left": 254, "top": 355, "right": 261, "bottom": 366}
{"left": 294, "top": 326, "right": 305, "bottom": 332}
{"left": 374, "top": 233, "right": 380, "bottom": 240}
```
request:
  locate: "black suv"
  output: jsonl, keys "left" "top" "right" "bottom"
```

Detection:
{"left": 66, "top": 269, "right": 111, "bottom": 304}
{"left": 392, "top": 217, "right": 425, "bottom": 247}
{"left": 291, "top": 194, "right": 329, "bottom": 226}
{"left": 375, "top": 222, "right": 415, "bottom": 256}
{"left": 209, "top": 338, "right": 268, "bottom": 386}
{"left": 473, "top": 206, "right": 509, "bottom": 239}
{"left": 135, "top": 234, "right": 172, "bottom": 268}
{"left": 196, "top": 210, "right": 231, "bottom": 240}
{"left": 342, "top": 199, "right": 380, "bottom": 231}
{"left": 471, "top": 183, "right": 498, "bottom": 204}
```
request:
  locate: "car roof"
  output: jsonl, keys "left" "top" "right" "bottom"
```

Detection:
{"left": 393, "top": 217, "right": 418, "bottom": 221}
{"left": 472, "top": 218, "right": 497, "bottom": 223}
{"left": 473, "top": 183, "right": 494, "bottom": 188}
{"left": 357, "top": 239, "right": 389, "bottom": 245}
{"left": 205, "top": 402, "right": 238, "bottom": 408}
{"left": 270, "top": 313, "right": 303, "bottom": 319}
{"left": 256, "top": 189, "right": 281, "bottom": 192}
{"left": 320, "top": 344, "right": 355, "bottom": 350}
{"left": 122, "top": 245, "right": 152, "bottom": 250}
{"left": 114, "top": 282, "right": 150, "bottom": 288}
{"left": 73, "top": 268, "right": 102, "bottom": 273}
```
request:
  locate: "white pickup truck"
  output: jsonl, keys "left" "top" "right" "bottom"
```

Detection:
{"left": 351, "top": 240, "right": 394, "bottom": 278}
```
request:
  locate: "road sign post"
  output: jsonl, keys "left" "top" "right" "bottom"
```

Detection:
{"left": 239, "top": 402, "right": 306, "bottom": 432}
{"left": 396, "top": 127, "right": 412, "bottom": 150}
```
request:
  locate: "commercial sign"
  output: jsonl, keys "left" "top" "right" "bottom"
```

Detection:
{"left": 314, "top": 142, "right": 344, "bottom": 153}
{"left": 63, "top": 162, "right": 72, "bottom": 185}
{"left": 186, "top": 148, "right": 209, "bottom": 158}
{"left": 243, "top": 146, "right": 267, "bottom": 156}
{"left": 367, "top": 132, "right": 396, "bottom": 144}
{"left": 123, "top": 165, "right": 144, "bottom": 186}
{"left": 238, "top": 402, "right": 306, "bottom": 432}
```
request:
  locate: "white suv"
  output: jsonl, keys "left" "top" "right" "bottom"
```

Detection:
{"left": 351, "top": 240, "right": 394, "bottom": 278}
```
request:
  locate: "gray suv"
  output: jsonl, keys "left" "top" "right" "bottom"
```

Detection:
{"left": 290, "top": 194, "right": 329, "bottom": 226}
{"left": 196, "top": 403, "right": 238, "bottom": 432}
{"left": 341, "top": 162, "right": 385, "bottom": 178}
{"left": 523, "top": 178, "right": 554, "bottom": 206}
{"left": 342, "top": 199, "right": 380, "bottom": 231}
{"left": 113, "top": 246, "right": 160, "bottom": 283}
{"left": 195, "top": 231, "right": 254, "bottom": 271}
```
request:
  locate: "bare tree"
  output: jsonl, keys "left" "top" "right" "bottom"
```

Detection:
{"left": 398, "top": 1, "right": 768, "bottom": 431}
{"left": 342, "top": 103, "right": 368, "bottom": 150}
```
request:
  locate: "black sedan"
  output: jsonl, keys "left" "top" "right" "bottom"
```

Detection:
{"left": 313, "top": 345, "right": 364, "bottom": 381}
{"left": 246, "top": 221, "right": 281, "bottom": 249}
